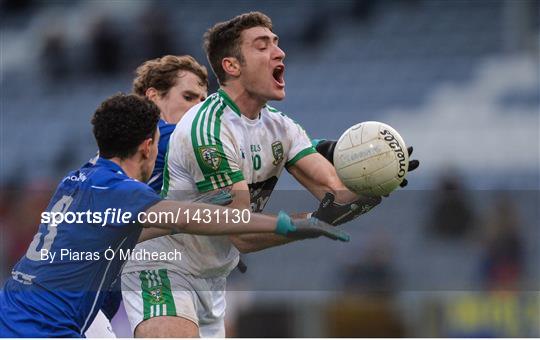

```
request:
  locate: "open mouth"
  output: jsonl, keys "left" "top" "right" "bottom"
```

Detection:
{"left": 272, "top": 65, "right": 285, "bottom": 87}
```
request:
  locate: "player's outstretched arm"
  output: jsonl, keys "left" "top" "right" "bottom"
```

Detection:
{"left": 288, "top": 152, "right": 357, "bottom": 201}
{"left": 138, "top": 199, "right": 349, "bottom": 243}
{"left": 216, "top": 180, "right": 348, "bottom": 253}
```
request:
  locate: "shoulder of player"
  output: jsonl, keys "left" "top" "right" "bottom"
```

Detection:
{"left": 174, "top": 94, "right": 221, "bottom": 131}
{"left": 185, "top": 94, "right": 237, "bottom": 141}
{"left": 158, "top": 119, "right": 176, "bottom": 134}
{"left": 84, "top": 166, "right": 151, "bottom": 193}
{"left": 263, "top": 104, "right": 296, "bottom": 124}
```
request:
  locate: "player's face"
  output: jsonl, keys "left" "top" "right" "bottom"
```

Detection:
{"left": 155, "top": 71, "right": 207, "bottom": 124}
{"left": 238, "top": 26, "right": 285, "bottom": 102}
{"left": 141, "top": 128, "right": 160, "bottom": 183}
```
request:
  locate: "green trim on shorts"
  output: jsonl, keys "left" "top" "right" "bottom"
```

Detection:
{"left": 158, "top": 269, "right": 177, "bottom": 316}
{"left": 140, "top": 269, "right": 177, "bottom": 320}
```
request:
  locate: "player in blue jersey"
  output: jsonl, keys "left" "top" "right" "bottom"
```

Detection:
{"left": 133, "top": 55, "right": 208, "bottom": 192}
{"left": 86, "top": 56, "right": 209, "bottom": 337}
{"left": 0, "top": 94, "right": 349, "bottom": 337}
{"left": 88, "top": 55, "right": 208, "bottom": 335}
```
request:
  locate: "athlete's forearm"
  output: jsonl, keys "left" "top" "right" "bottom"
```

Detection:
{"left": 229, "top": 233, "right": 294, "bottom": 253}
{"left": 289, "top": 153, "right": 357, "bottom": 203}
{"left": 228, "top": 212, "right": 310, "bottom": 253}
{"left": 138, "top": 226, "right": 174, "bottom": 243}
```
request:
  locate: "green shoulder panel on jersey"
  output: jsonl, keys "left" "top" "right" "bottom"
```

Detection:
{"left": 218, "top": 89, "right": 241, "bottom": 117}
{"left": 160, "top": 149, "right": 170, "bottom": 198}
{"left": 192, "top": 93, "right": 245, "bottom": 192}
{"left": 160, "top": 96, "right": 216, "bottom": 198}
{"left": 265, "top": 104, "right": 284, "bottom": 116}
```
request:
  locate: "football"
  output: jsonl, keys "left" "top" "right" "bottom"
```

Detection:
{"left": 333, "top": 121, "right": 409, "bottom": 197}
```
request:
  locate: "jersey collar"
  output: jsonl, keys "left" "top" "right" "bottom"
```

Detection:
{"left": 158, "top": 118, "right": 173, "bottom": 127}
{"left": 217, "top": 89, "right": 241, "bottom": 117}
{"left": 95, "top": 157, "right": 126, "bottom": 175}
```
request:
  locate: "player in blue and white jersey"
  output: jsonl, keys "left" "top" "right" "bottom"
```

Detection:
{"left": 0, "top": 93, "right": 348, "bottom": 337}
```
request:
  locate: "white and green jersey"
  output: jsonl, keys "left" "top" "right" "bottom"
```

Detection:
{"left": 123, "top": 89, "right": 316, "bottom": 278}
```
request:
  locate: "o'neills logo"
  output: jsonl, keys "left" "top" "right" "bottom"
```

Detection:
{"left": 380, "top": 129, "right": 407, "bottom": 178}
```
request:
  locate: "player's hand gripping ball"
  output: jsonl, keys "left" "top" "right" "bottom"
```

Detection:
{"left": 333, "top": 121, "right": 412, "bottom": 197}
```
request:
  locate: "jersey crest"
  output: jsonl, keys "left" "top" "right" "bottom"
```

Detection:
{"left": 199, "top": 146, "right": 222, "bottom": 171}
{"left": 272, "top": 141, "right": 284, "bottom": 165}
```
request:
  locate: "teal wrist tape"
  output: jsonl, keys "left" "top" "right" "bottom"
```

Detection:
{"left": 275, "top": 211, "right": 296, "bottom": 236}
{"left": 311, "top": 138, "right": 324, "bottom": 148}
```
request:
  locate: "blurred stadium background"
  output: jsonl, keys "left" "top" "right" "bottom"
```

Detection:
{"left": 1, "top": 0, "right": 539, "bottom": 337}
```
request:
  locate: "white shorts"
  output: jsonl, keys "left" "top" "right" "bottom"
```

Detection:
{"left": 121, "top": 269, "right": 226, "bottom": 338}
{"left": 85, "top": 310, "right": 116, "bottom": 338}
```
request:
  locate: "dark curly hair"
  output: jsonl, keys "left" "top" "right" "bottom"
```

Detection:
{"left": 91, "top": 93, "right": 160, "bottom": 159}
{"left": 203, "top": 12, "right": 272, "bottom": 85}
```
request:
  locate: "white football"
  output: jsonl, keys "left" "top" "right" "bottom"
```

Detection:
{"left": 333, "top": 121, "right": 409, "bottom": 197}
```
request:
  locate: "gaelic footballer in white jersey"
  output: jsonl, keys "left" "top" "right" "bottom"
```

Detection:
{"left": 121, "top": 89, "right": 317, "bottom": 335}
{"left": 124, "top": 89, "right": 315, "bottom": 276}
{"left": 121, "top": 11, "right": 387, "bottom": 338}
{"left": 170, "top": 89, "right": 315, "bottom": 271}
